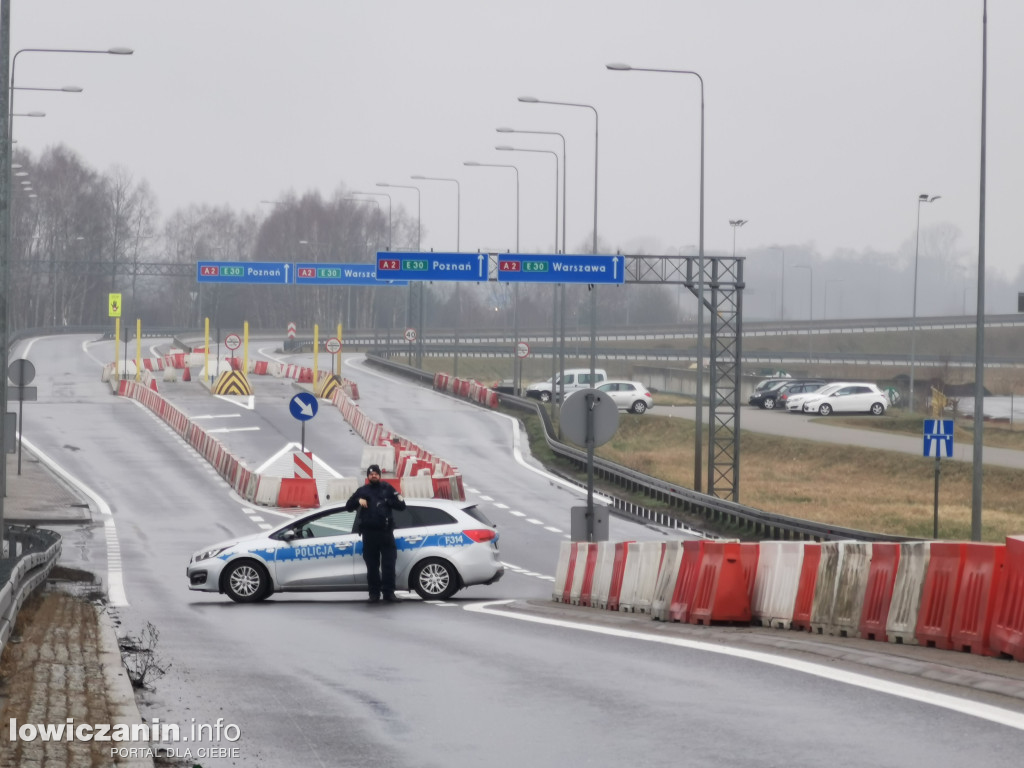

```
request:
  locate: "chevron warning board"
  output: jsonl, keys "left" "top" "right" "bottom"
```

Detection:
{"left": 213, "top": 370, "right": 253, "bottom": 396}
{"left": 316, "top": 374, "right": 341, "bottom": 400}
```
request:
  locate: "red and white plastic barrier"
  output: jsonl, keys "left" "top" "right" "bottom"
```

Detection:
{"left": 552, "top": 535, "right": 1024, "bottom": 665}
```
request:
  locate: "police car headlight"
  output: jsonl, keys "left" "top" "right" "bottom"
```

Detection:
{"left": 193, "top": 546, "right": 231, "bottom": 562}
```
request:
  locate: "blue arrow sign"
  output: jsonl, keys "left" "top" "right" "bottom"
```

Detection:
{"left": 295, "top": 263, "right": 408, "bottom": 286}
{"left": 923, "top": 419, "right": 954, "bottom": 457}
{"left": 289, "top": 392, "right": 319, "bottom": 422}
{"left": 497, "top": 254, "right": 625, "bottom": 284}
{"left": 375, "top": 252, "right": 488, "bottom": 282}
{"left": 197, "top": 261, "right": 293, "bottom": 284}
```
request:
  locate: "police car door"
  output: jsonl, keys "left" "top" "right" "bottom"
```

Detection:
{"left": 274, "top": 508, "right": 359, "bottom": 589}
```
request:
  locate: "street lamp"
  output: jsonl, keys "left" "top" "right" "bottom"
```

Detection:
{"left": 910, "top": 193, "right": 941, "bottom": 412}
{"left": 377, "top": 182, "right": 421, "bottom": 365}
{"left": 12, "top": 85, "right": 82, "bottom": 93}
{"left": 518, "top": 95, "right": 601, "bottom": 395}
{"left": 410, "top": 175, "right": 463, "bottom": 376}
{"left": 464, "top": 160, "right": 522, "bottom": 392}
{"left": 729, "top": 219, "right": 748, "bottom": 257}
{"left": 794, "top": 265, "right": 813, "bottom": 320}
{"left": 606, "top": 62, "right": 707, "bottom": 494}
{"left": 770, "top": 246, "right": 785, "bottom": 321}
{"left": 498, "top": 125, "right": 568, "bottom": 417}
{"left": 351, "top": 191, "right": 392, "bottom": 250}
{"left": 1, "top": 45, "right": 133, "bottom": 540}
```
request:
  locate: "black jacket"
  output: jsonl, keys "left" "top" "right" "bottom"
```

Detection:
{"left": 345, "top": 480, "right": 406, "bottom": 533}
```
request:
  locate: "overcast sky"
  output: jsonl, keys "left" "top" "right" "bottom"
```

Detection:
{"left": 10, "top": 1, "right": 1023, "bottom": 284}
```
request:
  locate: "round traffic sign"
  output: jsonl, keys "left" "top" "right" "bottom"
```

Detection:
{"left": 559, "top": 388, "right": 620, "bottom": 448}
{"left": 8, "top": 359, "right": 35, "bottom": 386}
{"left": 224, "top": 333, "right": 241, "bottom": 351}
{"left": 404, "top": 327, "right": 417, "bottom": 342}
{"left": 289, "top": 392, "right": 319, "bottom": 421}
{"left": 516, "top": 341, "right": 530, "bottom": 359}
{"left": 325, "top": 337, "right": 342, "bottom": 354}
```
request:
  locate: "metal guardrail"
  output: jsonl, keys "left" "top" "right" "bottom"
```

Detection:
{"left": 0, "top": 526, "right": 62, "bottom": 656}
{"left": 364, "top": 353, "right": 913, "bottom": 543}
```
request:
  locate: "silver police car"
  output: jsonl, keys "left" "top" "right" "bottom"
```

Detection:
{"left": 187, "top": 499, "right": 503, "bottom": 602}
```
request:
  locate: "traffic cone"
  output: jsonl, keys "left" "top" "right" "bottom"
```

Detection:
{"left": 183, "top": 367, "right": 191, "bottom": 382}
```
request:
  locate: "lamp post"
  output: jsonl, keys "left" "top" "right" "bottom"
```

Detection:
{"left": 606, "top": 62, "right": 707, "bottom": 493}
{"left": 770, "top": 246, "right": 785, "bottom": 321}
{"left": 498, "top": 125, "right": 568, "bottom": 418}
{"left": 1, "top": 44, "right": 133, "bottom": 545}
{"left": 910, "top": 193, "right": 941, "bottom": 413}
{"left": 411, "top": 175, "right": 462, "bottom": 375}
{"left": 464, "top": 160, "right": 521, "bottom": 392}
{"left": 518, "top": 96, "right": 600, "bottom": 397}
{"left": 729, "top": 219, "right": 747, "bottom": 257}
{"left": 794, "top": 264, "right": 813, "bottom": 363}
{"left": 377, "top": 182, "right": 421, "bottom": 365}
{"left": 352, "top": 191, "right": 392, "bottom": 250}
{"left": 13, "top": 85, "right": 82, "bottom": 93}
{"left": 497, "top": 145, "right": 560, "bottom": 406}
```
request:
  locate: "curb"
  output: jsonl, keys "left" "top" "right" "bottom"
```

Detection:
{"left": 97, "top": 606, "right": 155, "bottom": 768}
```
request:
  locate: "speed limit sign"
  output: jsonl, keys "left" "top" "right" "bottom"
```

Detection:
{"left": 224, "top": 333, "right": 241, "bottom": 351}
{"left": 516, "top": 341, "right": 530, "bottom": 359}
{"left": 404, "top": 327, "right": 417, "bottom": 342}
{"left": 325, "top": 337, "right": 341, "bottom": 354}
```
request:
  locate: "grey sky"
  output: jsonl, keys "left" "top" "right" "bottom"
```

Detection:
{"left": 10, "top": 2, "right": 1023, "bottom": 287}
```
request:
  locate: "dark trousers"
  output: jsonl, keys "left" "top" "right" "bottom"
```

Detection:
{"left": 362, "top": 531, "right": 397, "bottom": 597}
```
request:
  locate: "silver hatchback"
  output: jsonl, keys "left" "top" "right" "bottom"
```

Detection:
{"left": 187, "top": 499, "right": 504, "bottom": 602}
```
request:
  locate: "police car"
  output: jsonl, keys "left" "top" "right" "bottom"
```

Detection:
{"left": 187, "top": 499, "right": 504, "bottom": 602}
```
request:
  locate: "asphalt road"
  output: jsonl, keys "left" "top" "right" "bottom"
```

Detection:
{"left": 14, "top": 335, "right": 1024, "bottom": 767}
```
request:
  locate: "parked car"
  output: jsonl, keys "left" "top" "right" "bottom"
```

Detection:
{"left": 187, "top": 499, "right": 504, "bottom": 602}
{"left": 596, "top": 380, "right": 653, "bottom": 414}
{"left": 750, "top": 379, "right": 824, "bottom": 410}
{"left": 526, "top": 368, "right": 608, "bottom": 403}
{"left": 752, "top": 376, "right": 792, "bottom": 393}
{"left": 802, "top": 383, "right": 889, "bottom": 416}
{"left": 785, "top": 381, "right": 850, "bottom": 412}
{"left": 774, "top": 380, "right": 827, "bottom": 411}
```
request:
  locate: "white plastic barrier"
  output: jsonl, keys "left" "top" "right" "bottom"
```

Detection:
{"left": 400, "top": 474, "right": 435, "bottom": 499}
{"left": 886, "top": 541, "right": 932, "bottom": 645}
{"left": 162, "top": 366, "right": 178, "bottom": 383}
{"left": 632, "top": 541, "right": 667, "bottom": 615}
{"left": 568, "top": 543, "right": 594, "bottom": 605}
{"left": 651, "top": 541, "right": 685, "bottom": 621}
{"left": 617, "top": 542, "right": 645, "bottom": 613}
{"left": 552, "top": 541, "right": 573, "bottom": 602}
{"left": 360, "top": 445, "right": 395, "bottom": 474}
{"left": 810, "top": 541, "right": 843, "bottom": 635}
{"left": 253, "top": 475, "right": 282, "bottom": 507}
{"left": 830, "top": 541, "right": 872, "bottom": 638}
{"left": 591, "top": 542, "right": 616, "bottom": 610}
{"left": 752, "top": 542, "right": 805, "bottom": 629}
{"left": 321, "top": 477, "right": 360, "bottom": 504}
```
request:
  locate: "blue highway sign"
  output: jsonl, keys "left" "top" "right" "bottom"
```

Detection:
{"left": 923, "top": 419, "right": 954, "bottom": 458}
{"left": 375, "top": 252, "right": 488, "bottom": 282}
{"left": 289, "top": 392, "right": 319, "bottom": 422}
{"left": 295, "top": 263, "right": 408, "bottom": 286}
{"left": 497, "top": 254, "right": 625, "bottom": 284}
{"left": 198, "top": 261, "right": 293, "bottom": 284}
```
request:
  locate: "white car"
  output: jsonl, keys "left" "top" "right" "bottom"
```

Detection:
{"left": 596, "top": 380, "right": 653, "bottom": 414}
{"left": 526, "top": 368, "right": 608, "bottom": 403}
{"left": 187, "top": 499, "right": 504, "bottom": 602}
{"left": 802, "top": 383, "right": 889, "bottom": 416}
{"left": 785, "top": 382, "right": 849, "bottom": 412}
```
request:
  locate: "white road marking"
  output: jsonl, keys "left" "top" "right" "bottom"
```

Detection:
{"left": 191, "top": 414, "right": 242, "bottom": 420}
{"left": 526, "top": 518, "right": 544, "bottom": 525}
{"left": 206, "top": 426, "right": 261, "bottom": 434}
{"left": 493, "top": 502, "right": 509, "bottom": 509}
{"left": 509, "top": 510, "right": 526, "bottom": 517}
{"left": 465, "top": 600, "right": 1024, "bottom": 732}
{"left": 21, "top": 437, "right": 130, "bottom": 608}
{"left": 478, "top": 495, "right": 494, "bottom": 501}
{"left": 544, "top": 526, "right": 563, "bottom": 533}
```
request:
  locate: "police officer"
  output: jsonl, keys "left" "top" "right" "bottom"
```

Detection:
{"left": 345, "top": 464, "right": 406, "bottom": 603}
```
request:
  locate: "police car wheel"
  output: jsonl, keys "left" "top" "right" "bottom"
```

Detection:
{"left": 223, "top": 560, "right": 270, "bottom": 603}
{"left": 412, "top": 558, "right": 459, "bottom": 600}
